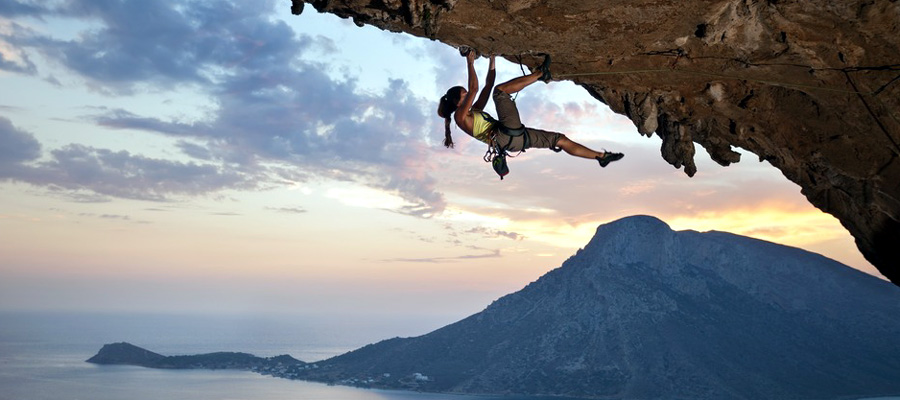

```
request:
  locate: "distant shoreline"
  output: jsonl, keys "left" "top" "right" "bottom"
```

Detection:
{"left": 86, "top": 342, "right": 430, "bottom": 394}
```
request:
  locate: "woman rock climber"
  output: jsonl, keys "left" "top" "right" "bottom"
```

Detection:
{"left": 437, "top": 50, "right": 624, "bottom": 168}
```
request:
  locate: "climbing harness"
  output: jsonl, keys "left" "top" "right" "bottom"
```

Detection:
{"left": 477, "top": 55, "right": 538, "bottom": 180}
{"left": 484, "top": 138, "right": 509, "bottom": 179}
{"left": 479, "top": 54, "right": 567, "bottom": 179}
{"left": 479, "top": 112, "right": 530, "bottom": 180}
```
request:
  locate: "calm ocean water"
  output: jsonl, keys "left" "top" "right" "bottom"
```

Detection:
{"left": 3, "top": 312, "right": 898, "bottom": 400}
{"left": 0, "top": 311, "right": 526, "bottom": 400}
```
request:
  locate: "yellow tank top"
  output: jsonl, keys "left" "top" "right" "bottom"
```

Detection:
{"left": 472, "top": 111, "right": 495, "bottom": 144}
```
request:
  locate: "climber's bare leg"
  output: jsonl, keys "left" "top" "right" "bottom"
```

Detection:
{"left": 496, "top": 71, "right": 542, "bottom": 95}
{"left": 556, "top": 135, "right": 605, "bottom": 159}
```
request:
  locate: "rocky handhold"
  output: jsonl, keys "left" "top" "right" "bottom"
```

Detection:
{"left": 295, "top": 0, "right": 900, "bottom": 284}
{"left": 290, "top": 0, "right": 303, "bottom": 15}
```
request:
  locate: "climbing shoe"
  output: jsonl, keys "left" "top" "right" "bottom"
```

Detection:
{"left": 538, "top": 54, "right": 552, "bottom": 83}
{"left": 596, "top": 151, "right": 624, "bottom": 167}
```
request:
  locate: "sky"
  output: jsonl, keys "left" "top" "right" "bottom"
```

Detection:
{"left": 0, "top": 0, "right": 882, "bottom": 324}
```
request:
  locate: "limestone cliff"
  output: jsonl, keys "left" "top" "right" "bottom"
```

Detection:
{"left": 290, "top": 0, "right": 900, "bottom": 283}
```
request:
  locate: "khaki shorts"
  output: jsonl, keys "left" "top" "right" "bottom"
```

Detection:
{"left": 493, "top": 88, "right": 561, "bottom": 152}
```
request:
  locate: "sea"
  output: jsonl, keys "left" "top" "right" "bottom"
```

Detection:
{"left": 2, "top": 311, "right": 899, "bottom": 400}
{"left": 0, "top": 311, "right": 543, "bottom": 400}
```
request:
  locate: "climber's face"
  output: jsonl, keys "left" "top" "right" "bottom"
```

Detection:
{"left": 457, "top": 89, "right": 467, "bottom": 107}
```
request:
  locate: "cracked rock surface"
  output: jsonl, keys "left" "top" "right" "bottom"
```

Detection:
{"left": 293, "top": 0, "right": 900, "bottom": 284}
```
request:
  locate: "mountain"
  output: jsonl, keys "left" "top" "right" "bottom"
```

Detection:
{"left": 288, "top": 215, "right": 900, "bottom": 399}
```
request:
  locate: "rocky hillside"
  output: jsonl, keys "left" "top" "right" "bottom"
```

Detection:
{"left": 289, "top": 0, "right": 900, "bottom": 285}
{"left": 87, "top": 342, "right": 166, "bottom": 366}
{"left": 291, "top": 216, "right": 900, "bottom": 400}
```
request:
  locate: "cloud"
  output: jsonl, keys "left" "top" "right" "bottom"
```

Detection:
{"left": 95, "top": 109, "right": 201, "bottom": 136}
{"left": 383, "top": 249, "right": 501, "bottom": 263}
{"left": 267, "top": 206, "right": 307, "bottom": 214}
{"left": 0, "top": 20, "right": 38, "bottom": 74}
{"left": 1, "top": 0, "right": 446, "bottom": 213}
{"left": 17, "top": 0, "right": 296, "bottom": 91}
{"left": 79, "top": 212, "right": 131, "bottom": 220}
{"left": 34, "top": 144, "right": 252, "bottom": 201}
{"left": 466, "top": 226, "right": 523, "bottom": 241}
{"left": 0, "top": 118, "right": 251, "bottom": 201}
{"left": 0, "top": 116, "right": 42, "bottom": 169}
{"left": 176, "top": 140, "right": 215, "bottom": 161}
{"left": 0, "top": 1, "right": 50, "bottom": 17}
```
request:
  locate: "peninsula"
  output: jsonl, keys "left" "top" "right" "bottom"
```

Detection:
{"left": 87, "top": 342, "right": 307, "bottom": 378}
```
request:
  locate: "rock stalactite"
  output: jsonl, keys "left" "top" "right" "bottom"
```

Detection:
{"left": 292, "top": 0, "right": 900, "bottom": 284}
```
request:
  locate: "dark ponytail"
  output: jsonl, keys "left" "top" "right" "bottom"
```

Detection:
{"left": 443, "top": 117, "right": 453, "bottom": 148}
{"left": 437, "top": 86, "right": 464, "bottom": 149}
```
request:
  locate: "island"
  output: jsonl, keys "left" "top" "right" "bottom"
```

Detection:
{"left": 88, "top": 341, "right": 434, "bottom": 391}
{"left": 87, "top": 342, "right": 309, "bottom": 378}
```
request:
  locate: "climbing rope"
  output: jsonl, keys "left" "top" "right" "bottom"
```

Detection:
{"left": 473, "top": 45, "right": 898, "bottom": 96}
{"left": 552, "top": 64, "right": 900, "bottom": 155}
{"left": 554, "top": 67, "right": 897, "bottom": 96}
{"left": 512, "top": 55, "right": 529, "bottom": 102}
{"left": 499, "top": 48, "right": 899, "bottom": 153}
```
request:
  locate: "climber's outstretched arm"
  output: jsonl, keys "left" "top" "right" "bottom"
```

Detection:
{"left": 456, "top": 51, "right": 478, "bottom": 121}
{"left": 473, "top": 55, "right": 496, "bottom": 111}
